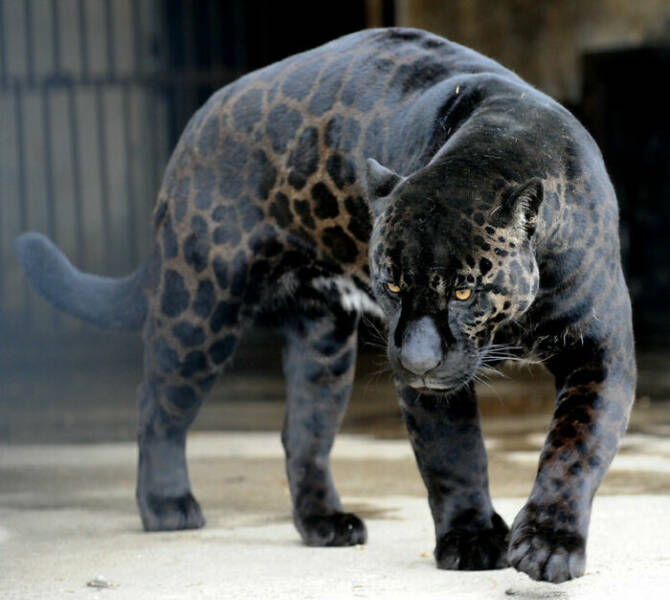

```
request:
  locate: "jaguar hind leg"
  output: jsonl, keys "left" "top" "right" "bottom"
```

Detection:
{"left": 136, "top": 237, "right": 252, "bottom": 532}
{"left": 136, "top": 313, "right": 241, "bottom": 531}
{"left": 136, "top": 380, "right": 210, "bottom": 531}
{"left": 280, "top": 301, "right": 366, "bottom": 546}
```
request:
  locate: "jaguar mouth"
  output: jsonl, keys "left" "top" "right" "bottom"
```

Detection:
{"left": 404, "top": 374, "right": 472, "bottom": 395}
{"left": 407, "top": 379, "right": 459, "bottom": 393}
{"left": 409, "top": 380, "right": 449, "bottom": 390}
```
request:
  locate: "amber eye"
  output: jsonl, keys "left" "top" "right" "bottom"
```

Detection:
{"left": 454, "top": 288, "right": 473, "bottom": 301}
{"left": 386, "top": 281, "right": 401, "bottom": 294}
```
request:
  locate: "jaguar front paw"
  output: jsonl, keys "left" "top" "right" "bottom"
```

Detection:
{"left": 435, "top": 512, "right": 509, "bottom": 571}
{"left": 137, "top": 491, "right": 205, "bottom": 532}
{"left": 297, "top": 512, "right": 367, "bottom": 547}
{"left": 508, "top": 508, "right": 586, "bottom": 583}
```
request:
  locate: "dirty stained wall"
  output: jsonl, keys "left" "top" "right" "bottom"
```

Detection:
{"left": 396, "top": 0, "right": 670, "bottom": 103}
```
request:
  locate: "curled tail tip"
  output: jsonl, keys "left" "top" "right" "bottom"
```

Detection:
{"left": 14, "top": 232, "right": 58, "bottom": 276}
{"left": 15, "top": 231, "right": 51, "bottom": 250}
{"left": 14, "top": 232, "right": 77, "bottom": 311}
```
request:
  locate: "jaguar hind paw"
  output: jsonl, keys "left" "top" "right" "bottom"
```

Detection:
{"left": 297, "top": 512, "right": 367, "bottom": 546}
{"left": 138, "top": 491, "right": 205, "bottom": 532}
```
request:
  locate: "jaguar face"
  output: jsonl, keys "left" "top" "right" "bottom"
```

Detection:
{"left": 364, "top": 159, "right": 543, "bottom": 394}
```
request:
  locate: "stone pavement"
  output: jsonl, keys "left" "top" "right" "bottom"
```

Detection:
{"left": 2, "top": 419, "right": 669, "bottom": 599}
{"left": 2, "top": 339, "right": 670, "bottom": 599}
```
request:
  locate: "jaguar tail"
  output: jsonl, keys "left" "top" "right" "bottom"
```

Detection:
{"left": 14, "top": 232, "right": 147, "bottom": 331}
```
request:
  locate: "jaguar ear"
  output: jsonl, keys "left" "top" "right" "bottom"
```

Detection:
{"left": 364, "top": 158, "right": 403, "bottom": 217}
{"left": 495, "top": 178, "right": 544, "bottom": 239}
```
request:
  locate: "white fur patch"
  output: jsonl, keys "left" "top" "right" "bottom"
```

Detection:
{"left": 311, "top": 276, "right": 384, "bottom": 318}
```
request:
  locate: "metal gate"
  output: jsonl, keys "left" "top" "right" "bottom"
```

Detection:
{"left": 0, "top": 0, "right": 246, "bottom": 338}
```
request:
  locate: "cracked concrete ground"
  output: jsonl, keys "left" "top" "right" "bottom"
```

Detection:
{"left": 1, "top": 337, "right": 670, "bottom": 599}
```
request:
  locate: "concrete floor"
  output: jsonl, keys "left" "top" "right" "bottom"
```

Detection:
{"left": 2, "top": 335, "right": 670, "bottom": 598}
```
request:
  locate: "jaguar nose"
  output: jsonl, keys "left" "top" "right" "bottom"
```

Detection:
{"left": 399, "top": 316, "right": 442, "bottom": 376}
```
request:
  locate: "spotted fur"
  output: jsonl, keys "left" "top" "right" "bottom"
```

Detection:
{"left": 16, "top": 28, "right": 635, "bottom": 583}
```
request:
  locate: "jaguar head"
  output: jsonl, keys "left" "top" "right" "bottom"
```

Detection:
{"left": 364, "top": 158, "right": 543, "bottom": 394}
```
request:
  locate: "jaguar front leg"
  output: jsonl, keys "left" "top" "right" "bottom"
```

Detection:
{"left": 399, "top": 384, "right": 509, "bottom": 570}
{"left": 508, "top": 334, "right": 636, "bottom": 583}
{"left": 280, "top": 303, "right": 366, "bottom": 547}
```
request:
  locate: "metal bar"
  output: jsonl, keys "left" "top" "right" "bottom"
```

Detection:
{"left": 0, "top": 0, "right": 8, "bottom": 86}
{"left": 128, "top": 0, "right": 143, "bottom": 260}
{"left": 0, "top": 85, "right": 4, "bottom": 323}
{"left": 15, "top": 86, "right": 28, "bottom": 234}
{"left": 41, "top": 85, "right": 56, "bottom": 240}
{"left": 147, "top": 0, "right": 163, "bottom": 201}
{"left": 24, "top": 0, "right": 35, "bottom": 83}
{"left": 176, "top": 2, "right": 192, "bottom": 132}
{"left": 0, "top": 159, "right": 3, "bottom": 329}
{"left": 174, "top": 84, "right": 186, "bottom": 146}
{"left": 148, "top": 83, "right": 160, "bottom": 200}
{"left": 182, "top": 1, "right": 195, "bottom": 69}
{"left": 104, "top": 0, "right": 115, "bottom": 77}
{"left": 131, "top": 0, "right": 142, "bottom": 75}
{"left": 51, "top": 0, "right": 61, "bottom": 73}
{"left": 167, "top": 82, "right": 178, "bottom": 157}
{"left": 15, "top": 84, "right": 31, "bottom": 327}
{"left": 41, "top": 83, "right": 61, "bottom": 328}
{"left": 208, "top": 0, "right": 223, "bottom": 70}
{"left": 122, "top": 84, "right": 138, "bottom": 267}
{"left": 66, "top": 83, "right": 84, "bottom": 267}
{"left": 94, "top": 82, "right": 112, "bottom": 273}
{"left": 0, "top": 1, "right": 5, "bottom": 323}
{"left": 78, "top": 0, "right": 89, "bottom": 78}
{"left": 232, "top": 0, "right": 248, "bottom": 71}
